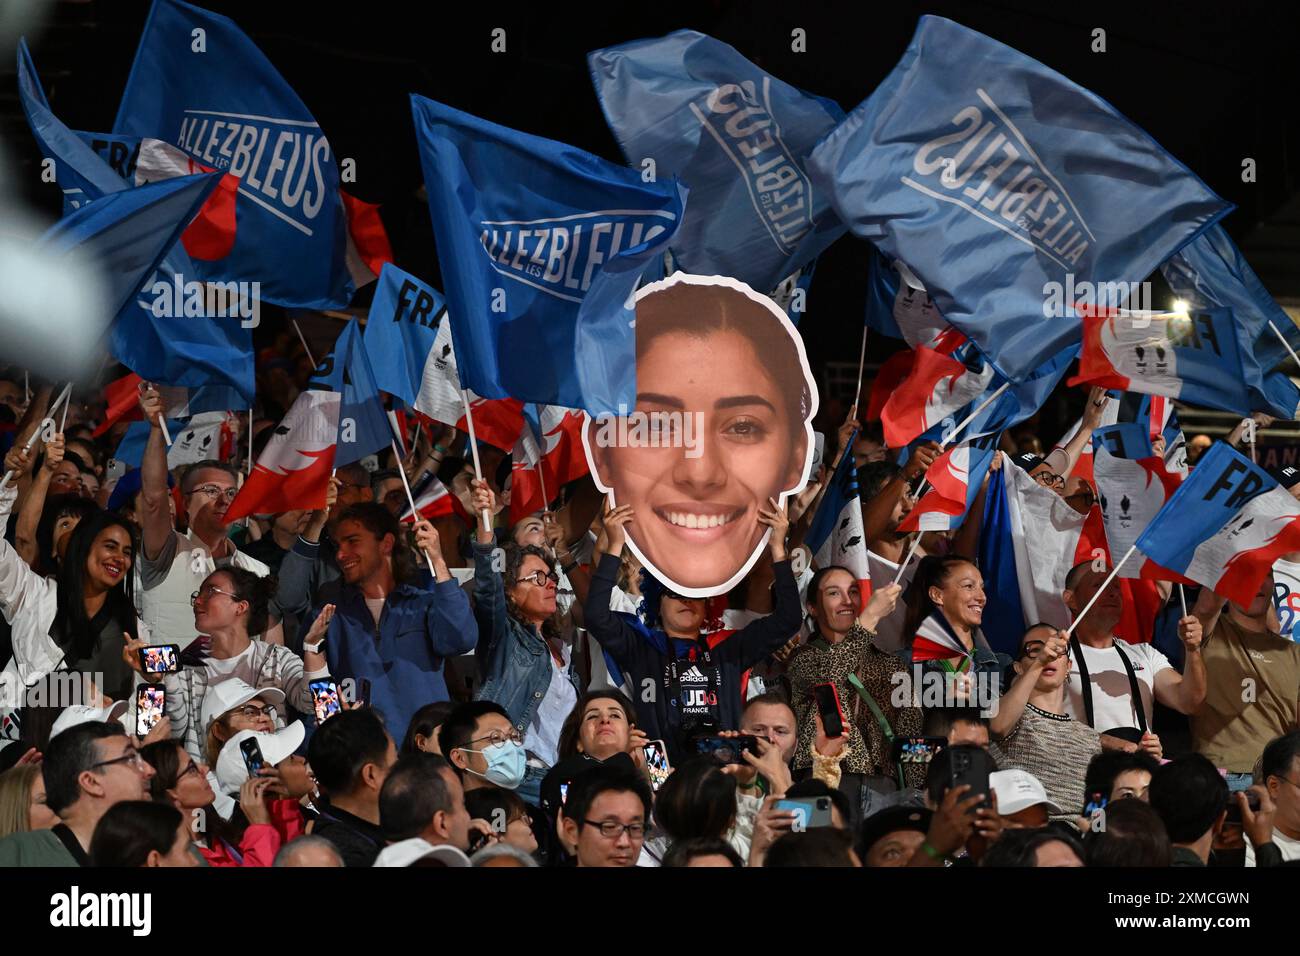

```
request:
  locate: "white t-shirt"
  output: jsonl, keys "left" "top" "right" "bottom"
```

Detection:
{"left": 364, "top": 597, "right": 385, "bottom": 629}
{"left": 1272, "top": 557, "right": 1300, "bottom": 642}
{"left": 1064, "top": 639, "right": 1173, "bottom": 732}
{"left": 203, "top": 642, "right": 255, "bottom": 679}
{"left": 1245, "top": 828, "right": 1300, "bottom": 867}
{"left": 524, "top": 642, "right": 576, "bottom": 767}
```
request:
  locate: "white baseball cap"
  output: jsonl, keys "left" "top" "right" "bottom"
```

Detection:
{"left": 49, "top": 700, "right": 130, "bottom": 741}
{"left": 200, "top": 678, "right": 286, "bottom": 734}
{"left": 373, "top": 837, "right": 470, "bottom": 868}
{"left": 990, "top": 769, "right": 1064, "bottom": 816}
{"left": 215, "top": 721, "right": 305, "bottom": 794}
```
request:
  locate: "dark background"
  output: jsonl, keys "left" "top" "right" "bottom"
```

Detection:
{"left": 7, "top": 0, "right": 1300, "bottom": 438}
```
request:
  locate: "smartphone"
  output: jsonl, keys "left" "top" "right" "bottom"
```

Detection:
{"left": 1223, "top": 790, "right": 1261, "bottom": 827}
{"left": 890, "top": 735, "right": 947, "bottom": 765}
{"left": 1082, "top": 791, "right": 1108, "bottom": 818}
{"left": 775, "top": 796, "right": 833, "bottom": 831}
{"left": 811, "top": 683, "right": 847, "bottom": 739}
{"left": 558, "top": 782, "right": 569, "bottom": 806}
{"left": 138, "top": 643, "right": 180, "bottom": 674}
{"left": 947, "top": 744, "right": 995, "bottom": 807}
{"left": 135, "top": 685, "right": 165, "bottom": 738}
{"left": 694, "top": 734, "right": 759, "bottom": 765}
{"left": 309, "top": 679, "right": 344, "bottom": 724}
{"left": 240, "top": 737, "right": 266, "bottom": 778}
{"left": 642, "top": 739, "right": 672, "bottom": 792}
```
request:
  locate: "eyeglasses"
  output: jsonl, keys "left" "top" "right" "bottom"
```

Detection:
{"left": 191, "top": 585, "right": 244, "bottom": 606}
{"left": 515, "top": 569, "right": 559, "bottom": 588}
{"left": 336, "top": 480, "right": 367, "bottom": 492}
{"left": 1018, "top": 639, "right": 1046, "bottom": 660}
{"left": 1273, "top": 775, "right": 1300, "bottom": 791}
{"left": 1033, "top": 471, "right": 1066, "bottom": 490}
{"left": 581, "top": 819, "right": 647, "bottom": 840}
{"left": 230, "top": 704, "right": 276, "bottom": 721}
{"left": 176, "top": 760, "right": 202, "bottom": 781}
{"left": 190, "top": 484, "right": 239, "bottom": 502}
{"left": 91, "top": 750, "right": 147, "bottom": 772}
{"left": 466, "top": 728, "right": 524, "bottom": 748}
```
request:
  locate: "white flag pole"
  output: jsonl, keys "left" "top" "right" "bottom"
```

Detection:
{"left": 853, "top": 325, "right": 868, "bottom": 412}
{"left": 1066, "top": 544, "right": 1137, "bottom": 637}
{"left": 892, "top": 533, "right": 923, "bottom": 586}
{"left": 0, "top": 382, "right": 73, "bottom": 492}
{"left": 1269, "top": 319, "right": 1300, "bottom": 369}
{"left": 390, "top": 442, "right": 436, "bottom": 576}
{"left": 459, "top": 390, "right": 493, "bottom": 534}
{"left": 1179, "top": 583, "right": 1188, "bottom": 618}
{"left": 938, "top": 381, "right": 1011, "bottom": 452}
{"left": 292, "top": 318, "right": 318, "bottom": 368}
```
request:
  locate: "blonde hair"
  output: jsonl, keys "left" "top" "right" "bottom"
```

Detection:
{"left": 0, "top": 764, "right": 43, "bottom": 839}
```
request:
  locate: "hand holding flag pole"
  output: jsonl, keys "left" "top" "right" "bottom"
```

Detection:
{"left": 0, "top": 381, "right": 72, "bottom": 492}
{"left": 389, "top": 443, "right": 436, "bottom": 577}
{"left": 460, "top": 390, "right": 493, "bottom": 534}
{"left": 1065, "top": 544, "right": 1138, "bottom": 637}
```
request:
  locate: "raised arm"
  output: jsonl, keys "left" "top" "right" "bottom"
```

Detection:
{"left": 274, "top": 477, "right": 338, "bottom": 618}
{"left": 863, "top": 442, "right": 939, "bottom": 543}
{"left": 989, "top": 629, "right": 1067, "bottom": 738}
{"left": 470, "top": 479, "right": 510, "bottom": 665}
{"left": 1154, "top": 614, "right": 1207, "bottom": 715}
{"left": 137, "top": 384, "right": 175, "bottom": 562}
{"left": 581, "top": 505, "right": 650, "bottom": 664}
{"left": 730, "top": 499, "right": 804, "bottom": 670}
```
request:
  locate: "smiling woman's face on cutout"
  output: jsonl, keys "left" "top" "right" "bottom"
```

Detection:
{"left": 592, "top": 313, "right": 808, "bottom": 594}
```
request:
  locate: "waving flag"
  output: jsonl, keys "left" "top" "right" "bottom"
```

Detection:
{"left": 510, "top": 406, "right": 589, "bottom": 522}
{"left": 113, "top": 412, "right": 227, "bottom": 468}
{"left": 805, "top": 431, "right": 871, "bottom": 607}
{"left": 1091, "top": 423, "right": 1183, "bottom": 578}
{"left": 400, "top": 474, "right": 456, "bottom": 523}
{"left": 225, "top": 355, "right": 343, "bottom": 523}
{"left": 881, "top": 338, "right": 995, "bottom": 448}
{"left": 911, "top": 613, "right": 971, "bottom": 663}
{"left": 897, "top": 437, "right": 997, "bottom": 533}
{"left": 1002, "top": 451, "right": 1089, "bottom": 630}
{"left": 113, "top": 0, "right": 352, "bottom": 309}
{"left": 332, "top": 322, "right": 393, "bottom": 468}
{"left": 808, "top": 15, "right": 1231, "bottom": 383}
{"left": 93, "top": 371, "right": 242, "bottom": 439}
{"left": 361, "top": 264, "right": 525, "bottom": 451}
{"left": 1069, "top": 306, "right": 1253, "bottom": 415}
{"left": 134, "top": 137, "right": 240, "bottom": 260}
{"left": 1136, "top": 442, "right": 1300, "bottom": 607}
{"left": 588, "top": 29, "right": 844, "bottom": 294}
{"left": 1162, "top": 224, "right": 1300, "bottom": 419}
{"left": 411, "top": 95, "right": 685, "bottom": 415}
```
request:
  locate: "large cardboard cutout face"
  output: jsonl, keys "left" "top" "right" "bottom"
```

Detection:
{"left": 582, "top": 273, "right": 818, "bottom": 597}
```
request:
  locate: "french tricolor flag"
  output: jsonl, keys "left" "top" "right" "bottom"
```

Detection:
{"left": 911, "top": 612, "right": 971, "bottom": 663}
{"left": 880, "top": 336, "right": 995, "bottom": 448}
{"left": 896, "top": 437, "right": 997, "bottom": 533}
{"left": 399, "top": 475, "right": 456, "bottom": 523}
{"left": 1091, "top": 422, "right": 1183, "bottom": 579}
{"left": 510, "top": 405, "right": 589, "bottom": 522}
{"left": 1136, "top": 441, "right": 1300, "bottom": 607}
{"left": 805, "top": 431, "right": 871, "bottom": 607}
{"left": 1069, "top": 305, "right": 1253, "bottom": 416}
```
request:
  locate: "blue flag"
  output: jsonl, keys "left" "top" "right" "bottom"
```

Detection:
{"left": 112, "top": 0, "right": 352, "bottom": 309}
{"left": 588, "top": 29, "right": 845, "bottom": 294}
{"left": 1161, "top": 225, "right": 1300, "bottom": 419}
{"left": 18, "top": 38, "right": 254, "bottom": 402}
{"left": 411, "top": 95, "right": 686, "bottom": 415}
{"left": 808, "top": 16, "right": 1231, "bottom": 383}
{"left": 361, "top": 263, "right": 448, "bottom": 408}
{"left": 977, "top": 465, "right": 1027, "bottom": 657}
{"left": 332, "top": 322, "right": 394, "bottom": 467}
{"left": 40, "top": 172, "right": 218, "bottom": 324}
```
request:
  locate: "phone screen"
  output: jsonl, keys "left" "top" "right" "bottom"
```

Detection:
{"left": 240, "top": 738, "right": 266, "bottom": 777}
{"left": 139, "top": 644, "right": 180, "bottom": 674}
{"left": 891, "top": 736, "right": 947, "bottom": 765}
{"left": 136, "top": 685, "right": 165, "bottom": 737}
{"left": 694, "top": 735, "right": 759, "bottom": 765}
{"left": 310, "top": 679, "right": 344, "bottom": 724}
{"left": 812, "top": 683, "right": 845, "bottom": 738}
{"left": 642, "top": 740, "right": 672, "bottom": 791}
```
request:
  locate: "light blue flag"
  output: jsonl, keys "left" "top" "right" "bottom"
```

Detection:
{"left": 411, "top": 94, "right": 686, "bottom": 415}
{"left": 332, "top": 321, "right": 394, "bottom": 467}
{"left": 808, "top": 15, "right": 1232, "bottom": 383}
{"left": 1162, "top": 224, "right": 1300, "bottom": 419}
{"left": 588, "top": 30, "right": 845, "bottom": 295}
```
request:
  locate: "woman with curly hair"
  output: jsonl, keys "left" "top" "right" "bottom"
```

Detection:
{"left": 469, "top": 479, "right": 581, "bottom": 807}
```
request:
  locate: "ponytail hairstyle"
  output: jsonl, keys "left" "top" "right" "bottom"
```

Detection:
{"left": 901, "top": 554, "right": 976, "bottom": 647}
{"left": 220, "top": 566, "right": 278, "bottom": 637}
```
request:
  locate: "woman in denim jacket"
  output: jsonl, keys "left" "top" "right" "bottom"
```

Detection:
{"left": 470, "top": 480, "right": 582, "bottom": 807}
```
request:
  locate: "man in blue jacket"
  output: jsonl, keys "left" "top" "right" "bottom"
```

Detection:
{"left": 303, "top": 503, "right": 477, "bottom": 740}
